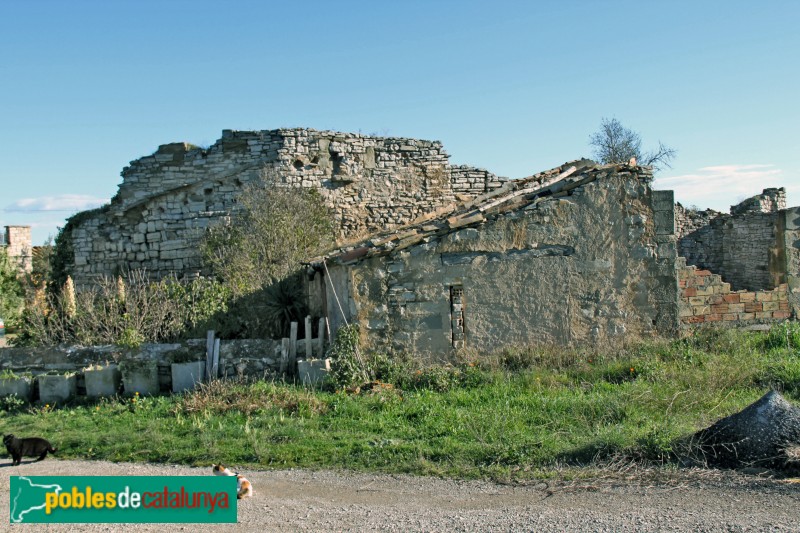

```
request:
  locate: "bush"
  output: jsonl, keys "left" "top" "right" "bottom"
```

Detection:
{"left": 327, "top": 324, "right": 370, "bottom": 389}
{"left": 13, "top": 272, "right": 231, "bottom": 347}
{"left": 202, "top": 168, "right": 334, "bottom": 298}
{"left": 0, "top": 248, "right": 25, "bottom": 328}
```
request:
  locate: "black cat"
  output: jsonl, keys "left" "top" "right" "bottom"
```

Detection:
{"left": 3, "top": 434, "right": 57, "bottom": 466}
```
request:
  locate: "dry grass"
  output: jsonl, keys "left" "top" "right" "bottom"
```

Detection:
{"left": 174, "top": 378, "right": 329, "bottom": 416}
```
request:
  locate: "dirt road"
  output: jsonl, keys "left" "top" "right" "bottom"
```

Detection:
{"left": 1, "top": 459, "right": 799, "bottom": 531}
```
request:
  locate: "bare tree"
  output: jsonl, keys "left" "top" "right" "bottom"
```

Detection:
{"left": 589, "top": 118, "right": 676, "bottom": 171}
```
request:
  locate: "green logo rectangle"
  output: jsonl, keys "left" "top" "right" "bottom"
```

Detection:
{"left": 10, "top": 476, "right": 237, "bottom": 523}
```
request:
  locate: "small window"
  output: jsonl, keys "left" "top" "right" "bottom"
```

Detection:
{"left": 450, "top": 285, "right": 466, "bottom": 348}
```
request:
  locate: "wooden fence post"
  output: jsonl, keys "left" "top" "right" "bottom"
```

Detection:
{"left": 212, "top": 338, "right": 220, "bottom": 380}
{"left": 280, "top": 338, "right": 290, "bottom": 375}
{"left": 317, "top": 317, "right": 326, "bottom": 357}
{"left": 305, "top": 316, "right": 312, "bottom": 359}
{"left": 289, "top": 322, "right": 298, "bottom": 375}
{"left": 205, "top": 330, "right": 215, "bottom": 381}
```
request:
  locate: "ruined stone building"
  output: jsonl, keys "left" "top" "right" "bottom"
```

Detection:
{"left": 314, "top": 162, "right": 799, "bottom": 354}
{"left": 66, "top": 128, "right": 503, "bottom": 286}
{"left": 62, "top": 128, "right": 799, "bottom": 353}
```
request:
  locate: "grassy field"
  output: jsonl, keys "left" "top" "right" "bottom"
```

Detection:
{"left": 1, "top": 324, "right": 799, "bottom": 481}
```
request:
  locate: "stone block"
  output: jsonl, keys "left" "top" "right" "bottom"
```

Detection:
{"left": 297, "top": 359, "right": 331, "bottom": 387}
{"left": 0, "top": 376, "right": 32, "bottom": 401}
{"left": 121, "top": 361, "right": 160, "bottom": 396}
{"left": 171, "top": 361, "right": 206, "bottom": 393}
{"left": 84, "top": 365, "right": 122, "bottom": 398}
{"left": 37, "top": 374, "right": 77, "bottom": 404}
{"left": 745, "top": 302, "right": 763, "bottom": 313}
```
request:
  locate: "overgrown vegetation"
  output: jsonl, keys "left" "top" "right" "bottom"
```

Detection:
{"left": 14, "top": 271, "right": 230, "bottom": 347}
{"left": 2, "top": 324, "right": 799, "bottom": 480}
{"left": 202, "top": 168, "right": 334, "bottom": 298}
{"left": 0, "top": 248, "right": 25, "bottom": 328}
{"left": 24, "top": 166, "right": 335, "bottom": 344}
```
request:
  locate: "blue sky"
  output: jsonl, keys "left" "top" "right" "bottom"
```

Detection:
{"left": 1, "top": 0, "right": 798, "bottom": 245}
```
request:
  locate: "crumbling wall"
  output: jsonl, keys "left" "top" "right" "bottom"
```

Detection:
{"left": 782, "top": 206, "right": 800, "bottom": 316}
{"left": 675, "top": 189, "right": 786, "bottom": 291}
{"left": 334, "top": 167, "right": 678, "bottom": 354}
{"left": 450, "top": 166, "right": 505, "bottom": 196}
{"left": 2, "top": 225, "right": 32, "bottom": 273}
{"left": 678, "top": 260, "right": 791, "bottom": 326}
{"left": 0, "top": 339, "right": 285, "bottom": 386}
{"left": 67, "top": 129, "right": 506, "bottom": 286}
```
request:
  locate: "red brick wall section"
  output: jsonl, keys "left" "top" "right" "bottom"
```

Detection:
{"left": 679, "top": 264, "right": 791, "bottom": 326}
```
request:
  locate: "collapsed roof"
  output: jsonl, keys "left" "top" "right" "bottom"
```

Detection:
{"left": 312, "top": 159, "right": 653, "bottom": 266}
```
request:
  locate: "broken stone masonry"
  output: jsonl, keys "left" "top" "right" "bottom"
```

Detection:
{"left": 674, "top": 188, "right": 799, "bottom": 327}
{"left": 67, "top": 128, "right": 504, "bottom": 286}
{"left": 2, "top": 225, "right": 32, "bottom": 274}
{"left": 312, "top": 165, "right": 799, "bottom": 355}
{"left": 52, "top": 128, "right": 800, "bottom": 360}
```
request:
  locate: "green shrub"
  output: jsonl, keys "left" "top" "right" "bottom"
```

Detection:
{"left": 327, "top": 324, "right": 370, "bottom": 389}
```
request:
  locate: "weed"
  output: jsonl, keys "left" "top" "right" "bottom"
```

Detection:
{"left": 0, "top": 325, "right": 798, "bottom": 481}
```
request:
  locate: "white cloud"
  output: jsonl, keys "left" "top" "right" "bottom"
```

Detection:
{"left": 653, "top": 164, "right": 795, "bottom": 212}
{"left": 5, "top": 194, "right": 109, "bottom": 213}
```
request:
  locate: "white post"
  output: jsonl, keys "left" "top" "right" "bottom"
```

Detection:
{"left": 317, "top": 317, "right": 326, "bottom": 357}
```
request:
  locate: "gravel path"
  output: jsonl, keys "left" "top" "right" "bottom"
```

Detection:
{"left": 1, "top": 459, "right": 799, "bottom": 531}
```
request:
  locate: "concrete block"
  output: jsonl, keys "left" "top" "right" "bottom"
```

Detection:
{"left": 171, "top": 361, "right": 206, "bottom": 393}
{"left": 121, "top": 361, "right": 160, "bottom": 396}
{"left": 37, "top": 374, "right": 77, "bottom": 404}
{"left": 84, "top": 365, "right": 121, "bottom": 398}
{"left": 298, "top": 359, "right": 331, "bottom": 387}
{"left": 0, "top": 376, "right": 32, "bottom": 401}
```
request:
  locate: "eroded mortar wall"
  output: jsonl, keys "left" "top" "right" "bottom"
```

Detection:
{"left": 332, "top": 168, "right": 679, "bottom": 354}
{"left": 69, "top": 129, "right": 505, "bottom": 286}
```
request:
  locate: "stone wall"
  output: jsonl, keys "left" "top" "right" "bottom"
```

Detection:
{"left": 324, "top": 165, "right": 679, "bottom": 354}
{"left": 678, "top": 260, "right": 791, "bottom": 326}
{"left": 0, "top": 339, "right": 290, "bottom": 394}
{"left": 67, "top": 129, "right": 506, "bottom": 286}
{"left": 2, "top": 225, "right": 32, "bottom": 273}
{"left": 782, "top": 206, "right": 800, "bottom": 315}
{"left": 675, "top": 189, "right": 786, "bottom": 291}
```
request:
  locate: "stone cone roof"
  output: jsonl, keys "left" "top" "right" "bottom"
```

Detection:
{"left": 694, "top": 390, "right": 800, "bottom": 469}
